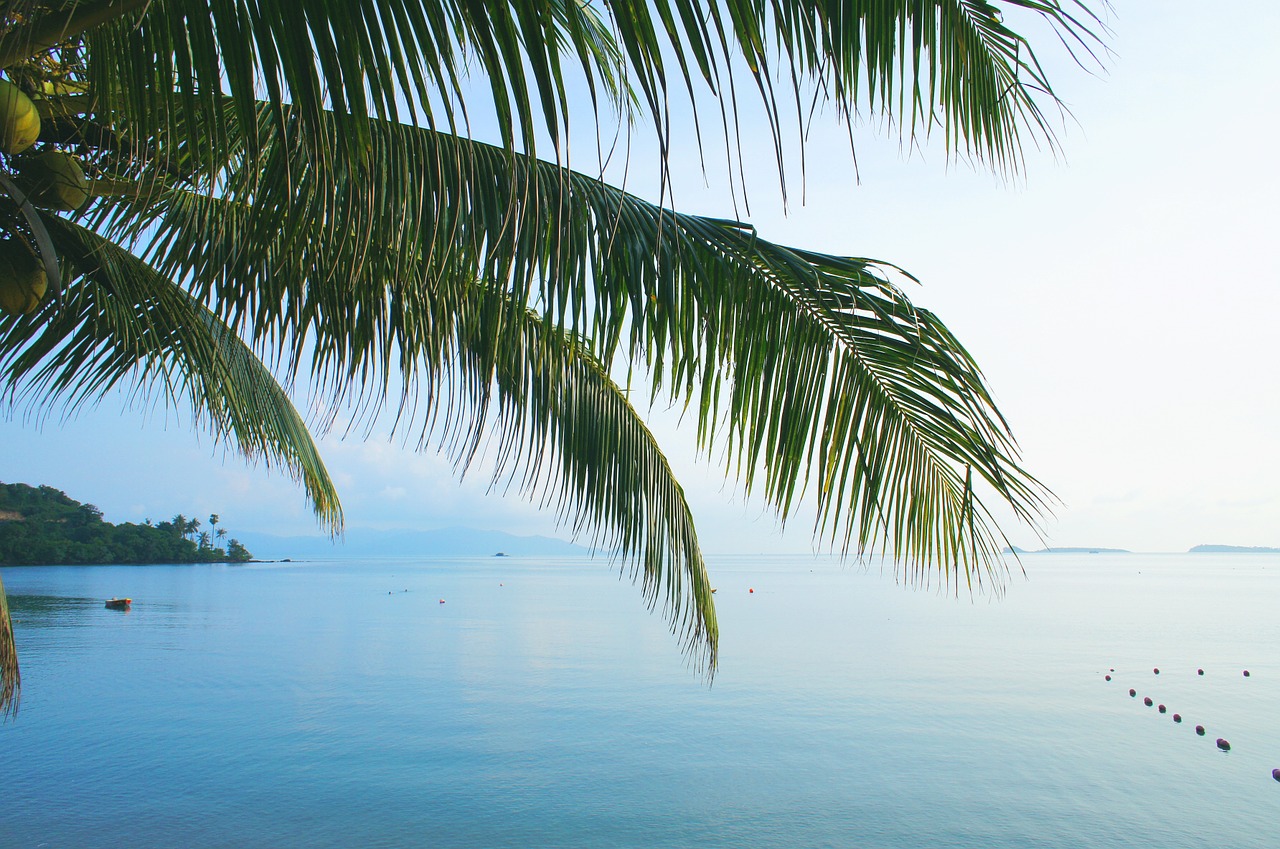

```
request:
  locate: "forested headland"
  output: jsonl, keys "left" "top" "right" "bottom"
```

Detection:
{"left": 0, "top": 482, "right": 252, "bottom": 565}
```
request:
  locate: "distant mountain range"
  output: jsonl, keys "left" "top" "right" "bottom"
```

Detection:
{"left": 1189, "top": 544, "right": 1280, "bottom": 554}
{"left": 1005, "top": 544, "right": 1280, "bottom": 555}
{"left": 1004, "top": 546, "right": 1131, "bottom": 554}
{"left": 236, "top": 526, "right": 593, "bottom": 559}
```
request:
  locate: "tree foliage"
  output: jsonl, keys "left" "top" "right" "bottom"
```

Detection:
{"left": 0, "top": 1, "right": 1106, "bottom": 716}
{"left": 0, "top": 481, "right": 253, "bottom": 566}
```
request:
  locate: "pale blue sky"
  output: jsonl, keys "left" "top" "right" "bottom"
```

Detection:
{"left": 3, "top": 3, "right": 1278, "bottom": 554}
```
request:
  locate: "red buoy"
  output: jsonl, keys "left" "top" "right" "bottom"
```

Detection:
{"left": 1195, "top": 725, "right": 1206, "bottom": 736}
{"left": 748, "top": 588, "right": 754, "bottom": 593}
{"left": 1197, "top": 668, "right": 1204, "bottom": 675}
{"left": 1143, "top": 697, "right": 1153, "bottom": 706}
{"left": 1153, "top": 667, "right": 1160, "bottom": 675}
{"left": 1105, "top": 675, "right": 1112, "bottom": 681}
{"left": 1243, "top": 670, "right": 1251, "bottom": 677}
{"left": 1172, "top": 714, "right": 1182, "bottom": 723}
{"left": 1158, "top": 704, "right": 1166, "bottom": 713}
{"left": 1217, "top": 738, "right": 1231, "bottom": 751}
{"left": 1272, "top": 768, "right": 1280, "bottom": 782}
{"left": 1129, "top": 689, "right": 1136, "bottom": 697}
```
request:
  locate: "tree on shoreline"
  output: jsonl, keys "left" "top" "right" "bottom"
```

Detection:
{"left": 0, "top": 1, "right": 1103, "bottom": 716}
{"left": 0, "top": 481, "right": 253, "bottom": 566}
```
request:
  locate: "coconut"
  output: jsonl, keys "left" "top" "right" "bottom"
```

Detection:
{"left": 0, "top": 79, "right": 41, "bottom": 154}
{"left": 0, "top": 240, "right": 47, "bottom": 315}
{"left": 15, "top": 150, "right": 89, "bottom": 211}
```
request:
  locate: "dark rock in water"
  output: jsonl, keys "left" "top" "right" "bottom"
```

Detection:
{"left": 1217, "top": 738, "right": 1231, "bottom": 751}
{"left": 1158, "top": 704, "right": 1166, "bottom": 713}
{"left": 1172, "top": 714, "right": 1182, "bottom": 723}
{"left": 1196, "top": 726, "right": 1206, "bottom": 736}
{"left": 1143, "top": 697, "right": 1153, "bottom": 706}
{"left": 1129, "top": 688, "right": 1137, "bottom": 697}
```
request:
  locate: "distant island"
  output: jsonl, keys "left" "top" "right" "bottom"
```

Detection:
{"left": 1004, "top": 546, "right": 1131, "bottom": 554}
{"left": 1189, "top": 544, "right": 1280, "bottom": 554}
{"left": 0, "top": 481, "right": 252, "bottom": 566}
{"left": 235, "top": 527, "right": 590, "bottom": 559}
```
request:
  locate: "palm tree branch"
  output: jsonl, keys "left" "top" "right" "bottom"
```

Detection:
{"left": 4, "top": 2, "right": 1100, "bottom": 182}
{"left": 444, "top": 281, "right": 718, "bottom": 669}
{"left": 0, "top": 573, "right": 17, "bottom": 719}
{"left": 87, "top": 111, "right": 1046, "bottom": 591}
{"left": 0, "top": 210, "right": 343, "bottom": 532}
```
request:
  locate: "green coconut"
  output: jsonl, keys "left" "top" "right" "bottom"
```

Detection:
{"left": 15, "top": 150, "right": 89, "bottom": 211}
{"left": 0, "top": 240, "right": 47, "bottom": 316}
{"left": 0, "top": 79, "right": 41, "bottom": 154}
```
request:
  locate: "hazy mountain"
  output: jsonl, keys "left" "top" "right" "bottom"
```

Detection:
{"left": 1003, "top": 546, "right": 1130, "bottom": 554}
{"left": 1189, "top": 544, "right": 1280, "bottom": 554}
{"left": 236, "top": 526, "right": 592, "bottom": 559}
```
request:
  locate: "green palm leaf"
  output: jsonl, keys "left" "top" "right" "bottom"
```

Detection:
{"left": 0, "top": 574, "right": 16, "bottom": 718}
{"left": 89, "top": 108, "right": 1046, "bottom": 590}
{"left": 0, "top": 212, "right": 343, "bottom": 529}
{"left": 447, "top": 281, "right": 718, "bottom": 669}
{"left": 0, "top": 2, "right": 1100, "bottom": 174}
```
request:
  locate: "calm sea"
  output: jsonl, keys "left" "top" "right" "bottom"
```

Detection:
{"left": 1, "top": 553, "right": 1277, "bottom": 848}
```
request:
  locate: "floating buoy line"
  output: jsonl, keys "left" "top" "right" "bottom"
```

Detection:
{"left": 1103, "top": 664, "right": 1275, "bottom": 782}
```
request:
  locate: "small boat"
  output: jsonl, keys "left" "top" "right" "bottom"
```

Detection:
{"left": 104, "top": 598, "right": 132, "bottom": 610}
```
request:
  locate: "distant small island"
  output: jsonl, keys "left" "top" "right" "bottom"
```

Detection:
{"left": 1189, "top": 544, "right": 1280, "bottom": 554}
{"left": 1005, "top": 546, "right": 1131, "bottom": 554}
{"left": 0, "top": 481, "right": 252, "bottom": 566}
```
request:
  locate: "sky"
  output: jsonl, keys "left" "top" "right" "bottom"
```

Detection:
{"left": 2, "top": 2, "right": 1278, "bottom": 556}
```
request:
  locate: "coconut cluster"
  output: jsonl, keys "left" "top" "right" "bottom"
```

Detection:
{"left": 0, "top": 239, "right": 46, "bottom": 315}
{"left": 0, "top": 77, "right": 95, "bottom": 315}
{"left": 0, "top": 79, "right": 41, "bottom": 155}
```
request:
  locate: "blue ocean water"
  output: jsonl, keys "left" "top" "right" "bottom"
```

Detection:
{"left": 1, "top": 553, "right": 1277, "bottom": 848}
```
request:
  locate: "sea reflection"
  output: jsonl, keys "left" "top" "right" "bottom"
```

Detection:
{"left": 6, "top": 593, "right": 104, "bottom": 628}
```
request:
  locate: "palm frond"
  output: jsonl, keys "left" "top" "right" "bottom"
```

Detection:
{"left": 88, "top": 109, "right": 1046, "bottom": 592}
{"left": 0, "top": 210, "right": 343, "bottom": 532}
{"left": 1, "top": 2, "right": 1102, "bottom": 179}
{"left": 0, "top": 573, "right": 17, "bottom": 719}
{"left": 445, "top": 281, "right": 718, "bottom": 669}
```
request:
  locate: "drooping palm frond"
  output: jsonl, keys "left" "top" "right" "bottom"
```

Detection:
{"left": 444, "top": 281, "right": 717, "bottom": 670}
{"left": 0, "top": 574, "right": 17, "bottom": 718}
{"left": 0, "top": 210, "right": 343, "bottom": 531}
{"left": 86, "top": 108, "right": 1046, "bottom": 593}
